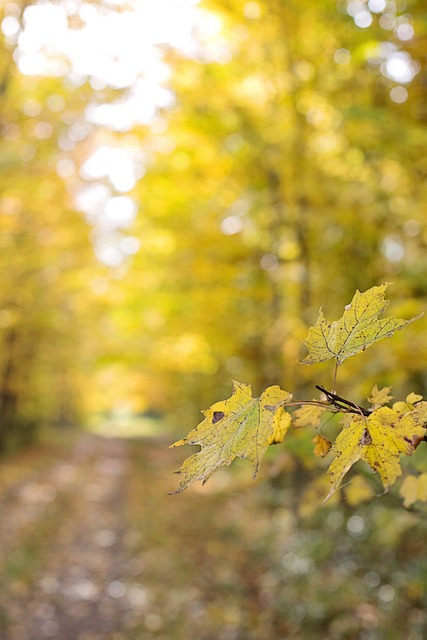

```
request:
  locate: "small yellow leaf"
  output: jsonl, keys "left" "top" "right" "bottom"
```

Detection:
{"left": 406, "top": 392, "right": 423, "bottom": 404}
{"left": 293, "top": 404, "right": 326, "bottom": 429}
{"left": 400, "top": 473, "right": 427, "bottom": 508}
{"left": 312, "top": 434, "right": 332, "bottom": 458}
{"left": 301, "top": 283, "right": 422, "bottom": 366}
{"left": 268, "top": 407, "right": 292, "bottom": 444}
{"left": 170, "top": 381, "right": 292, "bottom": 493}
{"left": 325, "top": 407, "right": 425, "bottom": 502}
{"left": 393, "top": 400, "right": 412, "bottom": 414}
{"left": 368, "top": 385, "right": 393, "bottom": 406}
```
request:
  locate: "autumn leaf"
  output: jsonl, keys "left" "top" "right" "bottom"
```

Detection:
{"left": 312, "top": 434, "right": 332, "bottom": 458}
{"left": 293, "top": 404, "right": 326, "bottom": 429}
{"left": 368, "top": 385, "right": 393, "bottom": 407}
{"left": 269, "top": 407, "right": 292, "bottom": 444}
{"left": 325, "top": 407, "right": 426, "bottom": 502}
{"left": 170, "top": 381, "right": 292, "bottom": 493}
{"left": 406, "top": 392, "right": 423, "bottom": 404}
{"left": 409, "top": 400, "right": 427, "bottom": 427}
{"left": 400, "top": 473, "right": 427, "bottom": 508}
{"left": 301, "top": 283, "right": 421, "bottom": 366}
{"left": 393, "top": 392, "right": 424, "bottom": 415}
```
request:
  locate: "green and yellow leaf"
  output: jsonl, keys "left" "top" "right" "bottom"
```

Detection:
{"left": 400, "top": 473, "right": 427, "bottom": 508}
{"left": 301, "top": 283, "right": 421, "bottom": 366}
{"left": 170, "top": 381, "right": 292, "bottom": 493}
{"left": 325, "top": 407, "right": 426, "bottom": 502}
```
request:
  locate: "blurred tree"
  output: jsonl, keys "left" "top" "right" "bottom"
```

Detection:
{"left": 0, "top": 0, "right": 426, "bottom": 446}
{"left": 128, "top": 0, "right": 427, "bottom": 421}
{"left": 0, "top": 2, "right": 103, "bottom": 447}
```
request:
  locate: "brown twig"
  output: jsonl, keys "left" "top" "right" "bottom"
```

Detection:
{"left": 315, "top": 385, "right": 372, "bottom": 416}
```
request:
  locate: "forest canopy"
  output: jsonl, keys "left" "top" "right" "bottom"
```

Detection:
{"left": 0, "top": 0, "right": 426, "bottom": 450}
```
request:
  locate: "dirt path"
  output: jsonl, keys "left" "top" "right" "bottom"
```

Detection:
{"left": 0, "top": 431, "right": 425, "bottom": 640}
{"left": 0, "top": 435, "right": 132, "bottom": 639}
{"left": 0, "top": 432, "right": 282, "bottom": 640}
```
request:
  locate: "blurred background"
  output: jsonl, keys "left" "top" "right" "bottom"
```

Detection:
{"left": 1, "top": 0, "right": 427, "bottom": 638}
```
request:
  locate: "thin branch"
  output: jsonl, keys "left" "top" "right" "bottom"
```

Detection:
{"left": 281, "top": 399, "right": 339, "bottom": 412}
{"left": 315, "top": 385, "right": 371, "bottom": 416}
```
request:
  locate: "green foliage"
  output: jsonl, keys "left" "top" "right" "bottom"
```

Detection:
{"left": 171, "top": 285, "right": 427, "bottom": 506}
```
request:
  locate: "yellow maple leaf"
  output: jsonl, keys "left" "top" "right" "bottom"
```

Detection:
{"left": 293, "top": 404, "right": 326, "bottom": 429}
{"left": 400, "top": 473, "right": 427, "bottom": 508}
{"left": 312, "top": 434, "right": 332, "bottom": 458}
{"left": 368, "top": 385, "right": 393, "bottom": 407}
{"left": 325, "top": 407, "right": 425, "bottom": 503}
{"left": 301, "top": 283, "right": 421, "bottom": 366}
{"left": 170, "top": 381, "right": 292, "bottom": 493}
{"left": 269, "top": 407, "right": 292, "bottom": 444}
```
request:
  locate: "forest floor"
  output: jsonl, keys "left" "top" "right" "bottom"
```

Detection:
{"left": 0, "top": 429, "right": 426, "bottom": 640}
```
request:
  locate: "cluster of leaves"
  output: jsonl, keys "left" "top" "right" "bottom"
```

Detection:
{"left": 171, "top": 284, "right": 427, "bottom": 506}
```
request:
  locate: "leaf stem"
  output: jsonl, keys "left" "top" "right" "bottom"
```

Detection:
{"left": 332, "top": 361, "right": 339, "bottom": 394}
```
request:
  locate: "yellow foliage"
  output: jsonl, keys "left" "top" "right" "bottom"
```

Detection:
{"left": 301, "top": 284, "right": 421, "bottom": 366}
{"left": 400, "top": 474, "right": 427, "bottom": 508}
{"left": 299, "top": 475, "right": 331, "bottom": 519}
{"left": 269, "top": 408, "right": 292, "bottom": 445}
{"left": 312, "top": 434, "right": 332, "bottom": 458}
{"left": 406, "top": 392, "right": 423, "bottom": 405}
{"left": 293, "top": 404, "right": 326, "bottom": 429}
{"left": 325, "top": 407, "right": 425, "bottom": 502}
{"left": 368, "top": 385, "right": 393, "bottom": 407}
{"left": 170, "top": 381, "right": 292, "bottom": 493}
{"left": 344, "top": 475, "right": 376, "bottom": 506}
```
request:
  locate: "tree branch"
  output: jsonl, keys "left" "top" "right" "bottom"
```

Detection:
{"left": 315, "top": 385, "right": 372, "bottom": 416}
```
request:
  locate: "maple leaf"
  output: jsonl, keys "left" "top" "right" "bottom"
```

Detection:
{"left": 325, "top": 407, "right": 426, "bottom": 502}
{"left": 293, "top": 404, "right": 326, "bottom": 429}
{"left": 368, "top": 385, "right": 393, "bottom": 407}
{"left": 301, "top": 283, "right": 421, "bottom": 366}
{"left": 170, "top": 381, "right": 292, "bottom": 493}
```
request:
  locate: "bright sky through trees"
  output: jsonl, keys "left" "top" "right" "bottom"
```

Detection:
{"left": 3, "top": 0, "right": 419, "bottom": 266}
{"left": 5, "top": 0, "right": 208, "bottom": 265}
{"left": 0, "top": 0, "right": 425, "bottom": 443}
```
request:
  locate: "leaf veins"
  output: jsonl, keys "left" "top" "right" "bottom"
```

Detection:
{"left": 325, "top": 407, "right": 426, "bottom": 502}
{"left": 170, "top": 381, "right": 292, "bottom": 493}
{"left": 301, "top": 283, "right": 422, "bottom": 366}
